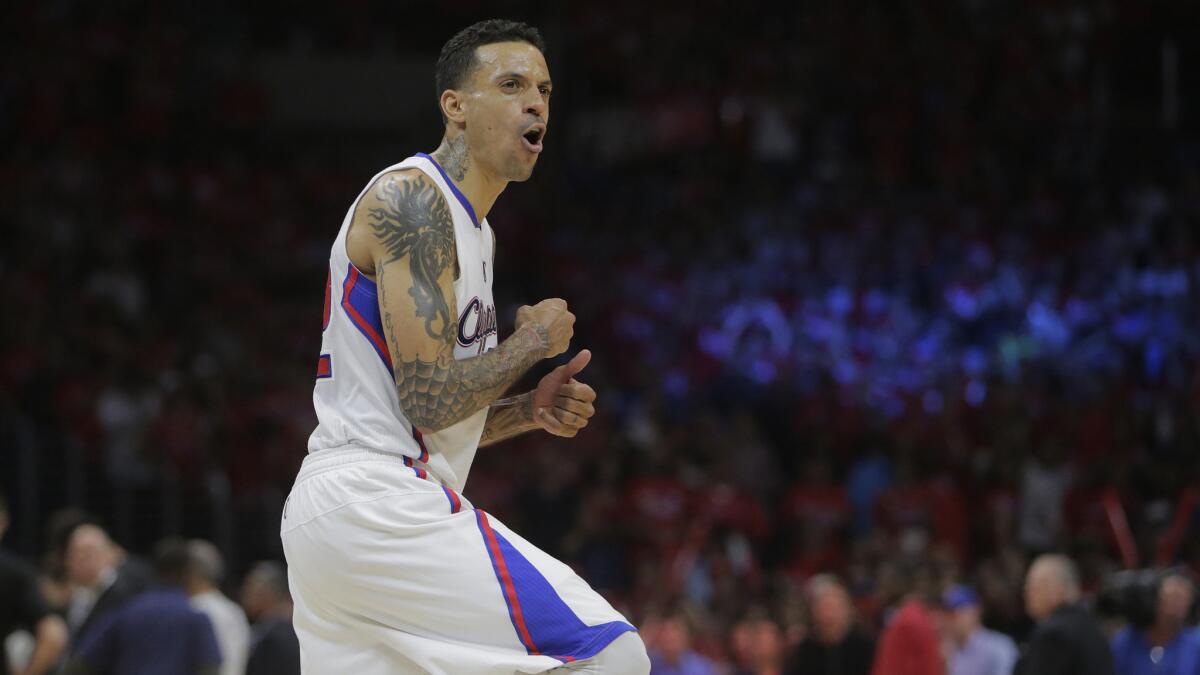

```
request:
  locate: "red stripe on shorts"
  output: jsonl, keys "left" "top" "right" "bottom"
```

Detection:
{"left": 475, "top": 510, "right": 541, "bottom": 655}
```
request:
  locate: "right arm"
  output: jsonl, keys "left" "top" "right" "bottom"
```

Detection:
{"left": 347, "top": 170, "right": 573, "bottom": 433}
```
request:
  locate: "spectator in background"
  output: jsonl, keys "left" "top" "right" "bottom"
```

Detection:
{"left": 63, "top": 524, "right": 147, "bottom": 649}
{"left": 0, "top": 491, "right": 68, "bottom": 675}
{"left": 940, "top": 584, "right": 1017, "bottom": 675}
{"left": 186, "top": 540, "right": 249, "bottom": 675}
{"left": 1015, "top": 554, "right": 1113, "bottom": 675}
{"left": 240, "top": 562, "right": 299, "bottom": 675}
{"left": 730, "top": 613, "right": 785, "bottom": 675}
{"left": 787, "top": 574, "right": 874, "bottom": 675}
{"left": 646, "top": 613, "right": 717, "bottom": 675}
{"left": 39, "top": 510, "right": 151, "bottom": 615}
{"left": 1111, "top": 572, "right": 1200, "bottom": 675}
{"left": 68, "top": 537, "right": 221, "bottom": 675}
{"left": 870, "top": 559, "right": 944, "bottom": 675}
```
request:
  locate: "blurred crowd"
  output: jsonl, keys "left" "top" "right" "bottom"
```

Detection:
{"left": 5, "top": 489, "right": 1200, "bottom": 675}
{"left": 1, "top": 493, "right": 298, "bottom": 675}
{"left": 2, "top": 0, "right": 1200, "bottom": 674}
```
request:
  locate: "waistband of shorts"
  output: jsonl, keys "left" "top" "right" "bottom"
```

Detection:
{"left": 298, "top": 444, "right": 418, "bottom": 481}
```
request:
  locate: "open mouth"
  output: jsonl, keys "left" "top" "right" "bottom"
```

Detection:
{"left": 521, "top": 125, "right": 545, "bottom": 154}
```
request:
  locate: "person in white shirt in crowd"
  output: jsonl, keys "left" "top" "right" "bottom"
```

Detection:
{"left": 186, "top": 540, "right": 250, "bottom": 675}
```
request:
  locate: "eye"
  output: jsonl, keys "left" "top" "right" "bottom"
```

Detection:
{"left": 501, "top": 80, "right": 519, "bottom": 91}
{"left": 539, "top": 86, "right": 552, "bottom": 96}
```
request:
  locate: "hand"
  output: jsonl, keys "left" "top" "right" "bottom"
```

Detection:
{"left": 516, "top": 298, "right": 575, "bottom": 358}
{"left": 531, "top": 350, "right": 596, "bottom": 438}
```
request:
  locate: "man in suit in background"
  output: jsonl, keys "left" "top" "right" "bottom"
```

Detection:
{"left": 788, "top": 575, "right": 875, "bottom": 675}
{"left": 63, "top": 525, "right": 146, "bottom": 651}
{"left": 240, "top": 562, "right": 299, "bottom": 675}
{"left": 1015, "top": 554, "right": 1113, "bottom": 675}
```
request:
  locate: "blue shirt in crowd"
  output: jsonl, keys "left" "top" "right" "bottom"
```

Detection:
{"left": 1111, "top": 626, "right": 1200, "bottom": 675}
{"left": 76, "top": 588, "right": 221, "bottom": 675}
{"left": 948, "top": 627, "right": 1019, "bottom": 675}
{"left": 648, "top": 648, "right": 718, "bottom": 675}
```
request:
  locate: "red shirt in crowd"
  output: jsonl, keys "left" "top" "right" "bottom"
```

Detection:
{"left": 870, "top": 598, "right": 944, "bottom": 675}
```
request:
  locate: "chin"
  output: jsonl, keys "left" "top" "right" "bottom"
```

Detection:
{"left": 507, "top": 163, "right": 536, "bottom": 182}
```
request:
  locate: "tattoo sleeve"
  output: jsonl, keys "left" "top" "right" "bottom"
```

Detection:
{"left": 369, "top": 173, "right": 549, "bottom": 432}
{"left": 479, "top": 392, "right": 539, "bottom": 447}
{"left": 369, "top": 178, "right": 454, "bottom": 340}
{"left": 392, "top": 323, "right": 548, "bottom": 431}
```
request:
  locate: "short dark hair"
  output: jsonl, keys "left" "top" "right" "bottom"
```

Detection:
{"left": 154, "top": 537, "right": 192, "bottom": 587}
{"left": 247, "top": 561, "right": 291, "bottom": 601}
{"left": 435, "top": 19, "right": 546, "bottom": 123}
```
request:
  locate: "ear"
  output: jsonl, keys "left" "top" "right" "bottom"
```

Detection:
{"left": 440, "top": 89, "right": 467, "bottom": 125}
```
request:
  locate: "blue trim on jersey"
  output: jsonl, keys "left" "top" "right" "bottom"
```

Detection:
{"left": 416, "top": 152, "right": 480, "bottom": 228}
{"left": 442, "top": 486, "right": 462, "bottom": 514}
{"left": 340, "top": 264, "right": 394, "bottom": 377}
{"left": 478, "top": 514, "right": 637, "bottom": 661}
{"left": 402, "top": 456, "right": 428, "bottom": 480}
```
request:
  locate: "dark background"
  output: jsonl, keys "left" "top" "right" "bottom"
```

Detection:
{"left": 2, "top": 0, "right": 1199, "bottom": 668}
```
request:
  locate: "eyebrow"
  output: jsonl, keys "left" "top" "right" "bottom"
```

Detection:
{"left": 496, "top": 72, "right": 553, "bottom": 88}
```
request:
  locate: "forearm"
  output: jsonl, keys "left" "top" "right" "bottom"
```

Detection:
{"left": 21, "top": 616, "right": 67, "bottom": 675}
{"left": 479, "top": 392, "right": 540, "bottom": 447}
{"left": 396, "top": 323, "right": 548, "bottom": 432}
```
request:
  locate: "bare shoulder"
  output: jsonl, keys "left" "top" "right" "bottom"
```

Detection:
{"left": 346, "top": 168, "right": 455, "bottom": 275}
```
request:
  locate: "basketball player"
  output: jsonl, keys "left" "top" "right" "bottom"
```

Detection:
{"left": 281, "top": 20, "right": 649, "bottom": 675}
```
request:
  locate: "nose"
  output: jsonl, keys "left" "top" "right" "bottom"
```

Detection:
{"left": 524, "top": 91, "right": 547, "bottom": 118}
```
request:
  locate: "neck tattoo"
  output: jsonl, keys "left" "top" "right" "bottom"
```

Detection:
{"left": 435, "top": 135, "right": 470, "bottom": 182}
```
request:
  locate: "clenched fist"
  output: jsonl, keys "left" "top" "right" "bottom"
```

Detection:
{"left": 516, "top": 298, "right": 575, "bottom": 358}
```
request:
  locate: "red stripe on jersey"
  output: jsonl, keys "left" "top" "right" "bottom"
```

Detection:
{"left": 412, "top": 427, "right": 430, "bottom": 462}
{"left": 340, "top": 265, "right": 393, "bottom": 371}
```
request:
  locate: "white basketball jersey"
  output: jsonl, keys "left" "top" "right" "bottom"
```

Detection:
{"left": 308, "top": 153, "right": 498, "bottom": 492}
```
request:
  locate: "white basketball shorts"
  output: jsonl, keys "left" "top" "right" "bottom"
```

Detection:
{"left": 280, "top": 445, "right": 637, "bottom": 674}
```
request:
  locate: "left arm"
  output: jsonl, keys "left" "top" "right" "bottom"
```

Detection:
{"left": 479, "top": 351, "right": 597, "bottom": 448}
